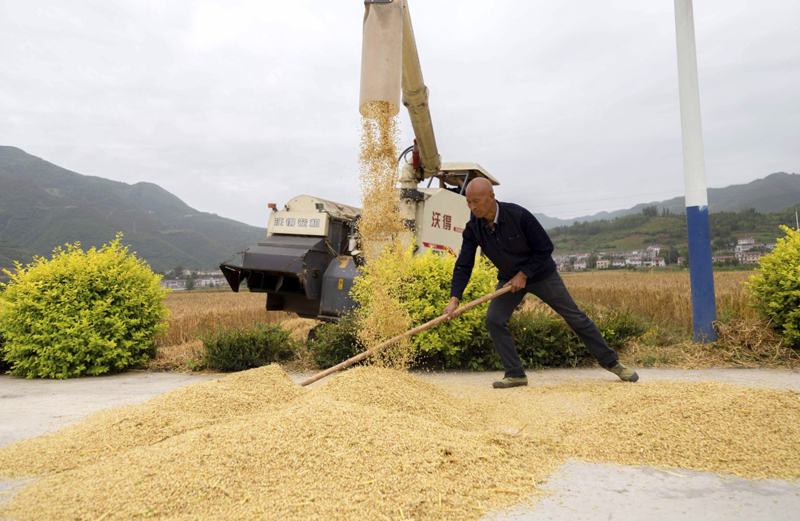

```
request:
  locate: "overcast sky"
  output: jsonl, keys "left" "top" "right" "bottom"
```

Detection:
{"left": 2, "top": 0, "right": 798, "bottom": 228}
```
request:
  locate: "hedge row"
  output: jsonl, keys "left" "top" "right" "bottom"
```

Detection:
{"left": 195, "top": 323, "right": 296, "bottom": 372}
{"left": 193, "top": 304, "right": 647, "bottom": 373}
{"left": 305, "top": 304, "right": 647, "bottom": 372}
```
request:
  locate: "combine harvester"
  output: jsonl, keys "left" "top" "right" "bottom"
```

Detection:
{"left": 220, "top": 0, "right": 498, "bottom": 320}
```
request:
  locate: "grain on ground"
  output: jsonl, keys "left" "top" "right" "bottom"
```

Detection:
{"left": 2, "top": 366, "right": 799, "bottom": 520}
{"left": 0, "top": 365, "right": 304, "bottom": 477}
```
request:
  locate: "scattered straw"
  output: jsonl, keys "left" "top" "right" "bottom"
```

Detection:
{"left": 621, "top": 318, "right": 800, "bottom": 369}
{"left": 281, "top": 318, "right": 319, "bottom": 343}
{"left": 158, "top": 291, "right": 285, "bottom": 347}
{"left": 148, "top": 339, "right": 205, "bottom": 372}
{"left": 152, "top": 291, "right": 310, "bottom": 371}
{"left": 2, "top": 366, "right": 799, "bottom": 520}
{"left": 712, "top": 318, "right": 799, "bottom": 367}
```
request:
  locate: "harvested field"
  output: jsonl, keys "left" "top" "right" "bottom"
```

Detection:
{"left": 1, "top": 365, "right": 799, "bottom": 520}
{"left": 158, "top": 291, "right": 285, "bottom": 347}
{"left": 561, "top": 270, "right": 757, "bottom": 330}
{"left": 517, "top": 270, "right": 798, "bottom": 368}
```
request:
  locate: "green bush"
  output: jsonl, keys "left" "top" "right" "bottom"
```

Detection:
{"left": 511, "top": 310, "right": 588, "bottom": 368}
{"left": 0, "top": 234, "right": 168, "bottom": 379}
{"left": 308, "top": 317, "right": 364, "bottom": 369}
{"left": 197, "top": 322, "right": 295, "bottom": 372}
{"left": 419, "top": 328, "right": 496, "bottom": 371}
{"left": 352, "top": 250, "right": 497, "bottom": 359}
{"left": 377, "top": 300, "right": 646, "bottom": 372}
{"left": 509, "top": 305, "right": 646, "bottom": 369}
{"left": 745, "top": 225, "right": 800, "bottom": 348}
{"left": 402, "top": 253, "right": 497, "bottom": 357}
{"left": 584, "top": 304, "right": 649, "bottom": 350}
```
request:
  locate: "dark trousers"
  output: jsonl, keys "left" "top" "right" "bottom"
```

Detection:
{"left": 486, "top": 272, "right": 619, "bottom": 378}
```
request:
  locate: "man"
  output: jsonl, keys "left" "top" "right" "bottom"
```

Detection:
{"left": 442, "top": 178, "right": 639, "bottom": 388}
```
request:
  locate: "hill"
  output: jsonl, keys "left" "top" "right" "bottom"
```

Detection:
{"left": 548, "top": 206, "right": 800, "bottom": 256}
{"left": 0, "top": 146, "right": 267, "bottom": 273}
{"left": 535, "top": 172, "right": 800, "bottom": 229}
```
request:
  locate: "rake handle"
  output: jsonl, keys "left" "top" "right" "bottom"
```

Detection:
{"left": 298, "top": 285, "right": 513, "bottom": 387}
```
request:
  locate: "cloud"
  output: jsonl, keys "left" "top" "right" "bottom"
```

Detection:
{"left": 1, "top": 0, "right": 797, "bottom": 227}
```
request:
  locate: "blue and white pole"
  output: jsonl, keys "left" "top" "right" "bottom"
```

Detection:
{"left": 674, "top": 0, "right": 717, "bottom": 342}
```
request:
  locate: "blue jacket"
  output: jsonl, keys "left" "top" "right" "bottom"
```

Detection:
{"left": 450, "top": 201, "right": 557, "bottom": 299}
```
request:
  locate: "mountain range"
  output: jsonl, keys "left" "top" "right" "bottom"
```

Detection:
{"left": 0, "top": 146, "right": 266, "bottom": 273}
{"left": 1, "top": 145, "right": 798, "bottom": 273}
{"left": 534, "top": 172, "right": 800, "bottom": 229}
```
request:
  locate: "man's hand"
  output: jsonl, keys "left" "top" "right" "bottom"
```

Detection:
{"left": 504, "top": 271, "right": 528, "bottom": 293}
{"left": 442, "top": 296, "right": 461, "bottom": 320}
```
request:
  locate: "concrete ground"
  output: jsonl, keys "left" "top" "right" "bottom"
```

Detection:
{"left": 1, "top": 367, "right": 799, "bottom": 520}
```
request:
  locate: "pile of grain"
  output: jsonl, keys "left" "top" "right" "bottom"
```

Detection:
{"left": 445, "top": 379, "right": 800, "bottom": 481}
{"left": 0, "top": 366, "right": 559, "bottom": 520}
{"left": 2, "top": 366, "right": 799, "bottom": 519}
{"left": 551, "top": 381, "right": 800, "bottom": 480}
{"left": 0, "top": 365, "right": 305, "bottom": 477}
{"left": 316, "top": 366, "right": 485, "bottom": 430}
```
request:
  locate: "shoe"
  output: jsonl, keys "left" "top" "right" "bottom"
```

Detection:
{"left": 493, "top": 376, "right": 528, "bottom": 389}
{"left": 606, "top": 362, "right": 639, "bottom": 382}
